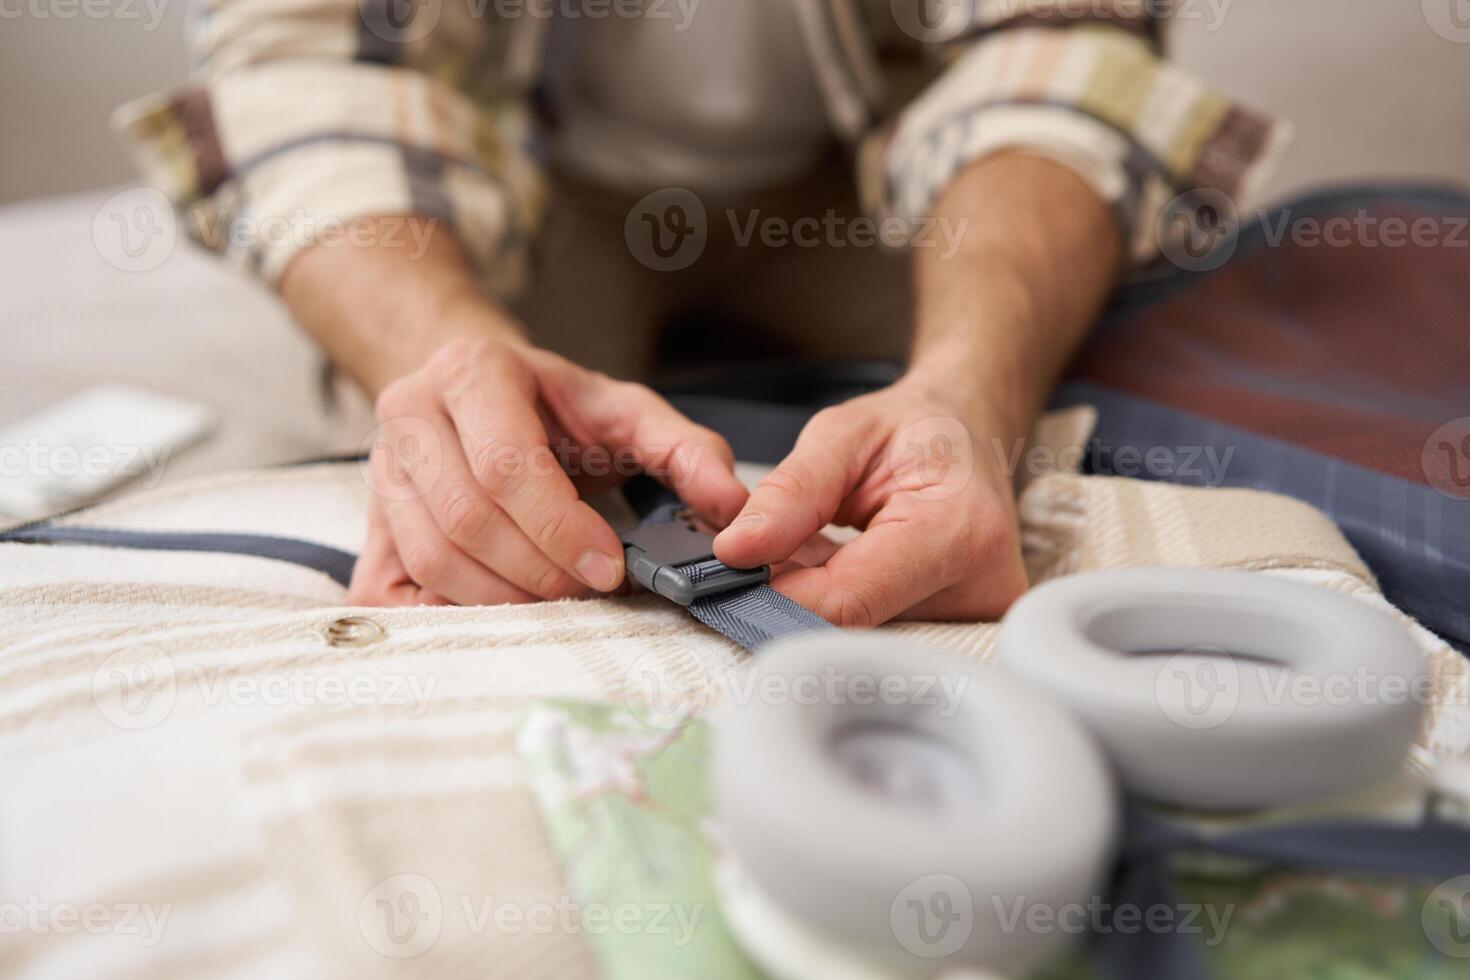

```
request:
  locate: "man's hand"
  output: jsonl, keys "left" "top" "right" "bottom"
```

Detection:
{"left": 279, "top": 215, "right": 745, "bottom": 606}
{"left": 350, "top": 337, "right": 747, "bottom": 605}
{"left": 713, "top": 380, "right": 1026, "bottom": 624}
{"left": 718, "top": 151, "right": 1123, "bottom": 626}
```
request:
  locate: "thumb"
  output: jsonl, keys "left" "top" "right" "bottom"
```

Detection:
{"left": 714, "top": 410, "right": 867, "bottom": 568}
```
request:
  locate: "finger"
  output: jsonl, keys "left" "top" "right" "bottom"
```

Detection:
{"left": 608, "top": 384, "right": 749, "bottom": 526}
{"left": 766, "top": 501, "right": 955, "bottom": 627}
{"left": 712, "top": 408, "right": 873, "bottom": 568}
{"left": 411, "top": 411, "right": 591, "bottom": 600}
{"left": 382, "top": 494, "right": 539, "bottom": 606}
{"left": 770, "top": 531, "right": 843, "bottom": 577}
{"left": 442, "top": 360, "right": 627, "bottom": 593}
{"left": 348, "top": 500, "right": 451, "bottom": 607}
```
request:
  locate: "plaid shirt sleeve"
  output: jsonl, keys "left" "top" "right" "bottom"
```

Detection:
{"left": 111, "top": 0, "right": 545, "bottom": 292}
{"left": 863, "top": 3, "right": 1290, "bottom": 266}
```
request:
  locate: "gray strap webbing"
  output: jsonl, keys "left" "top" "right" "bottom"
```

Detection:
{"left": 683, "top": 563, "right": 832, "bottom": 647}
{"left": 1, "top": 525, "right": 357, "bottom": 587}
{"left": 0, "top": 517, "right": 827, "bottom": 650}
{"left": 634, "top": 502, "right": 832, "bottom": 648}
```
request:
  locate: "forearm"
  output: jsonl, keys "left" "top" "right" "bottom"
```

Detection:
{"left": 279, "top": 216, "right": 526, "bottom": 397}
{"left": 908, "top": 151, "right": 1123, "bottom": 443}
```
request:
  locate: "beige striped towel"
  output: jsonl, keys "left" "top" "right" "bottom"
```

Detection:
{"left": 1, "top": 440, "right": 1465, "bottom": 978}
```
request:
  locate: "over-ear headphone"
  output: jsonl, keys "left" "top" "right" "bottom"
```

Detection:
{"left": 712, "top": 568, "right": 1427, "bottom": 979}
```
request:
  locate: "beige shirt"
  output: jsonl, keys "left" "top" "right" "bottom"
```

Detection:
{"left": 549, "top": 1, "right": 836, "bottom": 193}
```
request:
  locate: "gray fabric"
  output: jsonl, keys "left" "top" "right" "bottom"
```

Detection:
{"left": 0, "top": 524, "right": 357, "bottom": 586}
{"left": 547, "top": 0, "right": 833, "bottom": 193}
{"left": 635, "top": 500, "right": 831, "bottom": 648}
{"left": 686, "top": 579, "right": 832, "bottom": 648}
{"left": 680, "top": 556, "right": 740, "bottom": 584}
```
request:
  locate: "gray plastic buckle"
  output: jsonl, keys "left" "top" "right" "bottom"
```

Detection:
{"left": 620, "top": 512, "right": 770, "bottom": 606}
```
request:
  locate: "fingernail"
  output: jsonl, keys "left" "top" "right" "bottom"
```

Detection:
{"left": 577, "top": 550, "right": 622, "bottom": 592}
{"left": 729, "top": 512, "right": 764, "bottom": 531}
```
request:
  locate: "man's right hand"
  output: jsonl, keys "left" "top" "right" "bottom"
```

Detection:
{"left": 348, "top": 336, "right": 748, "bottom": 606}
{"left": 277, "top": 215, "right": 746, "bottom": 607}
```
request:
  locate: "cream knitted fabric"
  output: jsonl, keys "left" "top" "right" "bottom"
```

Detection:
{"left": 0, "top": 456, "right": 1465, "bottom": 979}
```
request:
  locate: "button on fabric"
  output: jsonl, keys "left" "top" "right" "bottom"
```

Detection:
{"left": 324, "top": 616, "right": 384, "bottom": 647}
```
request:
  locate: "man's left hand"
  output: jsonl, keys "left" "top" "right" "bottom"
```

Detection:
{"left": 713, "top": 379, "right": 1028, "bottom": 626}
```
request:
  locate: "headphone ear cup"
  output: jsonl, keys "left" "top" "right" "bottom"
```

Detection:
{"left": 997, "top": 567, "right": 1426, "bottom": 810}
{"left": 712, "top": 633, "right": 1118, "bottom": 980}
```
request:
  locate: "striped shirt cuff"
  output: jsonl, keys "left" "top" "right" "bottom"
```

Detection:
{"left": 112, "top": 60, "right": 543, "bottom": 291}
{"left": 865, "top": 27, "right": 1290, "bottom": 267}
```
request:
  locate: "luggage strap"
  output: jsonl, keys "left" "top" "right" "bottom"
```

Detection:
{"left": 623, "top": 499, "right": 829, "bottom": 647}
{"left": 0, "top": 365, "right": 880, "bottom": 648}
{"left": 0, "top": 479, "right": 829, "bottom": 651}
